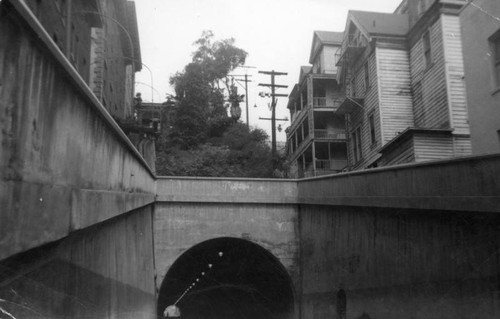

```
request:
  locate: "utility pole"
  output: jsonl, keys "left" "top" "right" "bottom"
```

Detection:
{"left": 258, "top": 70, "right": 288, "bottom": 169}
{"left": 232, "top": 65, "right": 256, "bottom": 128}
{"left": 244, "top": 74, "right": 250, "bottom": 128}
{"left": 232, "top": 75, "right": 252, "bottom": 128}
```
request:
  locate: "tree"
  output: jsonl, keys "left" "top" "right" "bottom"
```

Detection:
{"left": 156, "top": 124, "right": 275, "bottom": 178}
{"left": 168, "top": 31, "right": 247, "bottom": 147}
{"left": 156, "top": 31, "right": 286, "bottom": 178}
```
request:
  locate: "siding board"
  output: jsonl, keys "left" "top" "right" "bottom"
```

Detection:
{"left": 453, "top": 135, "right": 472, "bottom": 157}
{"left": 441, "top": 14, "right": 470, "bottom": 136}
{"left": 379, "top": 137, "right": 415, "bottom": 166}
{"left": 414, "top": 134, "right": 454, "bottom": 161}
{"left": 377, "top": 47, "right": 414, "bottom": 144}
{"left": 410, "top": 17, "right": 450, "bottom": 129}
{"left": 348, "top": 53, "right": 381, "bottom": 169}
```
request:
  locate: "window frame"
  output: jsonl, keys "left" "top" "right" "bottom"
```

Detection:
{"left": 368, "top": 113, "right": 376, "bottom": 145}
{"left": 350, "top": 77, "right": 356, "bottom": 97}
{"left": 364, "top": 61, "right": 370, "bottom": 92}
{"left": 422, "top": 30, "right": 432, "bottom": 69}
{"left": 351, "top": 126, "right": 363, "bottom": 163}
{"left": 490, "top": 30, "right": 500, "bottom": 90}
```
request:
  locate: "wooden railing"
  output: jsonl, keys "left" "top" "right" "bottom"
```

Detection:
{"left": 314, "top": 129, "right": 346, "bottom": 140}
{"left": 303, "top": 159, "right": 347, "bottom": 177}
{"left": 315, "top": 160, "right": 347, "bottom": 171}
{"left": 313, "top": 97, "right": 342, "bottom": 109}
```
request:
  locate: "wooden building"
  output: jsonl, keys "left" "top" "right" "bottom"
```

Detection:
{"left": 336, "top": 0, "right": 471, "bottom": 170}
{"left": 286, "top": 31, "right": 348, "bottom": 178}
{"left": 460, "top": 0, "right": 500, "bottom": 155}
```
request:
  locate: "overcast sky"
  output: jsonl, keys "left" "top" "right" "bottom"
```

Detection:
{"left": 133, "top": 0, "right": 402, "bottom": 141}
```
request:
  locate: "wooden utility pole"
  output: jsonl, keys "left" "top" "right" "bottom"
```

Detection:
{"left": 233, "top": 75, "right": 252, "bottom": 128}
{"left": 258, "top": 70, "right": 288, "bottom": 169}
{"left": 232, "top": 66, "right": 256, "bottom": 128}
{"left": 244, "top": 74, "right": 249, "bottom": 128}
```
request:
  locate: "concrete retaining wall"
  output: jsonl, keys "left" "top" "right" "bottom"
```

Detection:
{"left": 0, "top": 1, "right": 155, "bottom": 261}
{"left": 299, "top": 205, "right": 500, "bottom": 319}
{"left": 0, "top": 205, "right": 157, "bottom": 319}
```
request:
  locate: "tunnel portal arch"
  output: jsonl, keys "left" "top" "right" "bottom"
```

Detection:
{"left": 157, "top": 237, "right": 295, "bottom": 319}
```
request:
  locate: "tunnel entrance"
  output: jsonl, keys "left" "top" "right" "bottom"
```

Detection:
{"left": 157, "top": 237, "right": 295, "bottom": 319}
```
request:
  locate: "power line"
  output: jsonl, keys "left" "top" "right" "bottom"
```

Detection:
{"left": 230, "top": 65, "right": 256, "bottom": 128}
{"left": 464, "top": 0, "right": 500, "bottom": 23}
{"left": 258, "top": 70, "right": 288, "bottom": 169}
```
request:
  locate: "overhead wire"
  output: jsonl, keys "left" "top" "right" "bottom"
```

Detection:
{"left": 464, "top": 0, "right": 500, "bottom": 23}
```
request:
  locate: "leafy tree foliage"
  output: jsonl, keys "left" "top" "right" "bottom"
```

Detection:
{"left": 156, "top": 124, "right": 274, "bottom": 177}
{"left": 156, "top": 31, "right": 286, "bottom": 178}
{"left": 168, "top": 31, "right": 247, "bottom": 147}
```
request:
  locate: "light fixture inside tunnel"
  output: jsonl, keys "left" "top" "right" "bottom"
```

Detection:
{"left": 164, "top": 251, "right": 227, "bottom": 317}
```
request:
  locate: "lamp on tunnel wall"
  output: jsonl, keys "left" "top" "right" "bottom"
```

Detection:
{"left": 163, "top": 251, "right": 224, "bottom": 317}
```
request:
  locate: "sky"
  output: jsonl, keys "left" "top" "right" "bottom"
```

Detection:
{"left": 133, "top": 0, "right": 403, "bottom": 142}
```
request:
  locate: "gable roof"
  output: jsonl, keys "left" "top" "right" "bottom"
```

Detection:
{"left": 299, "top": 66, "right": 312, "bottom": 83}
{"left": 309, "top": 31, "right": 344, "bottom": 64}
{"left": 315, "top": 31, "right": 344, "bottom": 44}
{"left": 349, "top": 10, "right": 409, "bottom": 37}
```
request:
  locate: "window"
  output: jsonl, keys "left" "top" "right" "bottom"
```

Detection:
{"left": 423, "top": 30, "right": 432, "bottom": 68}
{"left": 491, "top": 31, "right": 500, "bottom": 88}
{"left": 368, "top": 114, "right": 376, "bottom": 145}
{"left": 351, "top": 77, "right": 356, "bottom": 97}
{"left": 352, "top": 126, "right": 362, "bottom": 163}
{"left": 364, "top": 61, "right": 370, "bottom": 92}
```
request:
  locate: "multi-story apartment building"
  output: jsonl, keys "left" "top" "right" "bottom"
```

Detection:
{"left": 460, "top": 0, "right": 500, "bottom": 155}
{"left": 25, "top": 0, "right": 142, "bottom": 122}
{"left": 286, "top": 31, "right": 348, "bottom": 178}
{"left": 335, "top": 0, "right": 471, "bottom": 170}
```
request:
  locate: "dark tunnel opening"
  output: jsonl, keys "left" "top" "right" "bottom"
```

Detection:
{"left": 157, "top": 237, "right": 295, "bottom": 319}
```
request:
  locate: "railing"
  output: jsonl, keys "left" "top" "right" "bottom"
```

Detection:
{"left": 314, "top": 129, "right": 346, "bottom": 140}
{"left": 316, "top": 159, "right": 347, "bottom": 171}
{"left": 304, "top": 163, "right": 315, "bottom": 178}
{"left": 313, "top": 97, "right": 342, "bottom": 109}
{"left": 335, "top": 34, "right": 368, "bottom": 66}
{"left": 304, "top": 160, "right": 347, "bottom": 176}
{"left": 291, "top": 109, "right": 305, "bottom": 123}
{"left": 323, "top": 68, "right": 337, "bottom": 74}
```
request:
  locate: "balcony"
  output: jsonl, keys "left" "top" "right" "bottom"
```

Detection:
{"left": 336, "top": 97, "right": 364, "bottom": 114}
{"left": 304, "top": 159, "right": 347, "bottom": 177}
{"left": 316, "top": 159, "right": 347, "bottom": 171}
{"left": 335, "top": 34, "right": 367, "bottom": 67}
{"left": 314, "top": 129, "right": 346, "bottom": 141}
{"left": 313, "top": 97, "right": 342, "bottom": 110}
